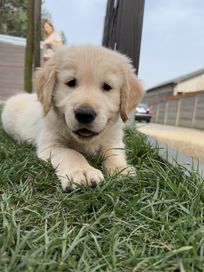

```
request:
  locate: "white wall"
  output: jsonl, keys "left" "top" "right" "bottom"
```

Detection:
{"left": 174, "top": 73, "right": 204, "bottom": 95}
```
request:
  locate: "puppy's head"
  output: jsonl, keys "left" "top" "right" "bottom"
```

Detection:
{"left": 35, "top": 45, "right": 144, "bottom": 142}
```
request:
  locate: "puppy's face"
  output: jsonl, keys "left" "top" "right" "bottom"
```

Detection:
{"left": 35, "top": 46, "right": 144, "bottom": 142}
{"left": 55, "top": 49, "right": 124, "bottom": 141}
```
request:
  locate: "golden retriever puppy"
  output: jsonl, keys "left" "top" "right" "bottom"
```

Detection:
{"left": 1, "top": 45, "right": 144, "bottom": 191}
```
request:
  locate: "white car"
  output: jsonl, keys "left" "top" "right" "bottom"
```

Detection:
{"left": 135, "top": 103, "right": 152, "bottom": 123}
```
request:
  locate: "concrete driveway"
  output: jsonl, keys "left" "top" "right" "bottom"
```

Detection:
{"left": 136, "top": 123, "right": 204, "bottom": 163}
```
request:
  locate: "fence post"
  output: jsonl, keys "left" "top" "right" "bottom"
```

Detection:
{"left": 176, "top": 99, "right": 181, "bottom": 126}
{"left": 192, "top": 95, "right": 198, "bottom": 127}
{"left": 155, "top": 104, "right": 160, "bottom": 123}
{"left": 164, "top": 102, "right": 169, "bottom": 125}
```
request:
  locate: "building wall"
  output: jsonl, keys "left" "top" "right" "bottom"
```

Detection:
{"left": 143, "top": 85, "right": 174, "bottom": 106}
{"left": 174, "top": 73, "right": 204, "bottom": 95}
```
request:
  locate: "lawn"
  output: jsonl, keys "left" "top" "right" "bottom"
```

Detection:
{"left": 0, "top": 109, "right": 204, "bottom": 271}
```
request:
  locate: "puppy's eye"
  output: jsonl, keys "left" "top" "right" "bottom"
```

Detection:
{"left": 102, "top": 83, "right": 112, "bottom": 91}
{"left": 66, "top": 79, "right": 77, "bottom": 88}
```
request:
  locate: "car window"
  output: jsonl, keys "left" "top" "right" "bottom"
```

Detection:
{"left": 138, "top": 103, "right": 148, "bottom": 109}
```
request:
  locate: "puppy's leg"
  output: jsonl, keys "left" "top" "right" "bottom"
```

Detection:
{"left": 102, "top": 145, "right": 135, "bottom": 175}
{"left": 37, "top": 146, "right": 104, "bottom": 191}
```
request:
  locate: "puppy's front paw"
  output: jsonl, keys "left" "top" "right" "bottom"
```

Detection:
{"left": 60, "top": 167, "right": 104, "bottom": 191}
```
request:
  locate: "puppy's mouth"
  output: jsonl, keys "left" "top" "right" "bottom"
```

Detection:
{"left": 74, "top": 128, "right": 99, "bottom": 138}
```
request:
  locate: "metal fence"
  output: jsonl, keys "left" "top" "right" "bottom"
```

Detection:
{"left": 151, "top": 92, "right": 204, "bottom": 129}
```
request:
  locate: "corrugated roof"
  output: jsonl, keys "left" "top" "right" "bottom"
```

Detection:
{"left": 146, "top": 67, "right": 204, "bottom": 92}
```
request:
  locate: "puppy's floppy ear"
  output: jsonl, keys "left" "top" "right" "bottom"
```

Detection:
{"left": 120, "top": 65, "right": 144, "bottom": 122}
{"left": 34, "top": 60, "right": 57, "bottom": 115}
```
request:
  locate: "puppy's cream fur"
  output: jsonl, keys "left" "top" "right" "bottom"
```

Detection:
{"left": 2, "top": 45, "right": 144, "bottom": 191}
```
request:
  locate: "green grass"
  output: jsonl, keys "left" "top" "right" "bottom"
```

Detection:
{"left": 0, "top": 108, "right": 204, "bottom": 271}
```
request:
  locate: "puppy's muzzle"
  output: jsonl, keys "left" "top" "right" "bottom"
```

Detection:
{"left": 74, "top": 106, "right": 97, "bottom": 124}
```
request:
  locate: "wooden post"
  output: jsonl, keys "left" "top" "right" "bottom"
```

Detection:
{"left": 102, "top": 0, "right": 116, "bottom": 49}
{"left": 34, "top": 0, "right": 41, "bottom": 69}
{"left": 24, "top": 0, "right": 34, "bottom": 92}
{"left": 102, "top": 0, "right": 145, "bottom": 75}
{"left": 115, "top": 0, "right": 145, "bottom": 75}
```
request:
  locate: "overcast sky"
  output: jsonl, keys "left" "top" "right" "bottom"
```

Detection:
{"left": 43, "top": 0, "right": 204, "bottom": 89}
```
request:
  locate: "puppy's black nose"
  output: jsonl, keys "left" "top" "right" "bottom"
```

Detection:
{"left": 74, "top": 107, "right": 97, "bottom": 124}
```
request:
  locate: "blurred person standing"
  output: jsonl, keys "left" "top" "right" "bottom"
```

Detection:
{"left": 42, "top": 20, "right": 63, "bottom": 62}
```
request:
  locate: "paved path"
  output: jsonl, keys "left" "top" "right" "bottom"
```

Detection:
{"left": 137, "top": 123, "right": 204, "bottom": 163}
{"left": 0, "top": 41, "right": 25, "bottom": 101}
{"left": 148, "top": 136, "right": 204, "bottom": 178}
